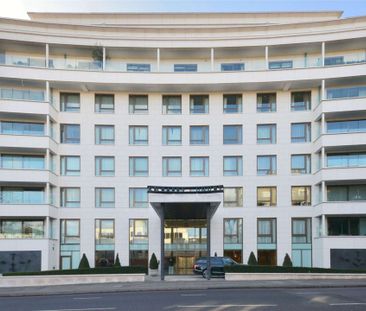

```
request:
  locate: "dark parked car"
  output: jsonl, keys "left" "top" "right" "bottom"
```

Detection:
{"left": 193, "top": 256, "right": 238, "bottom": 278}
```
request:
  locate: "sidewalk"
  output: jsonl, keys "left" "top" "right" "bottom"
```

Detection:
{"left": 0, "top": 276, "right": 366, "bottom": 297}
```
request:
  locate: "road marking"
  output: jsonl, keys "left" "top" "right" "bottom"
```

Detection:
{"left": 35, "top": 308, "right": 116, "bottom": 311}
{"left": 330, "top": 303, "right": 366, "bottom": 306}
{"left": 180, "top": 293, "right": 206, "bottom": 297}
{"left": 177, "top": 304, "right": 277, "bottom": 308}
{"left": 72, "top": 297, "right": 101, "bottom": 300}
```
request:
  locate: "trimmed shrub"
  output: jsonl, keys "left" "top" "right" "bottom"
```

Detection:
{"left": 114, "top": 253, "right": 121, "bottom": 267}
{"left": 149, "top": 253, "right": 159, "bottom": 270}
{"left": 78, "top": 253, "right": 90, "bottom": 269}
{"left": 282, "top": 253, "right": 293, "bottom": 267}
{"left": 247, "top": 252, "right": 258, "bottom": 266}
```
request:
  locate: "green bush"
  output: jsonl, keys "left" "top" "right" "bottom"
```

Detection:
{"left": 78, "top": 253, "right": 90, "bottom": 269}
{"left": 149, "top": 253, "right": 159, "bottom": 270}
{"left": 114, "top": 253, "right": 121, "bottom": 268}
{"left": 224, "top": 264, "right": 366, "bottom": 274}
{"left": 3, "top": 266, "right": 147, "bottom": 277}
{"left": 247, "top": 252, "right": 258, "bottom": 265}
{"left": 282, "top": 253, "right": 293, "bottom": 267}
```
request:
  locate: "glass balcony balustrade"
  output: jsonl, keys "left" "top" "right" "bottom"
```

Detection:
{"left": 0, "top": 188, "right": 45, "bottom": 204}
{"left": 0, "top": 220, "right": 44, "bottom": 239}
{"left": 0, "top": 54, "right": 46, "bottom": 68}
{"left": 0, "top": 88, "right": 45, "bottom": 102}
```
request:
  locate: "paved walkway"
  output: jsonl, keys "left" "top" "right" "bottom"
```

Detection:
{"left": 1, "top": 276, "right": 366, "bottom": 297}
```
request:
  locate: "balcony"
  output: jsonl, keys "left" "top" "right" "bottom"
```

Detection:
{"left": 0, "top": 168, "right": 57, "bottom": 185}
{"left": 0, "top": 134, "right": 57, "bottom": 152}
{"left": 315, "top": 97, "right": 366, "bottom": 119}
{"left": 314, "top": 166, "right": 366, "bottom": 183}
{"left": 314, "top": 132, "right": 366, "bottom": 152}
{"left": 315, "top": 201, "right": 366, "bottom": 216}
{"left": 0, "top": 204, "right": 57, "bottom": 217}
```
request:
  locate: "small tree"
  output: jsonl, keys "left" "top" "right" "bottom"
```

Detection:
{"left": 247, "top": 252, "right": 258, "bottom": 266}
{"left": 78, "top": 253, "right": 90, "bottom": 269}
{"left": 149, "top": 253, "right": 159, "bottom": 270}
{"left": 114, "top": 253, "right": 121, "bottom": 267}
{"left": 282, "top": 253, "right": 293, "bottom": 267}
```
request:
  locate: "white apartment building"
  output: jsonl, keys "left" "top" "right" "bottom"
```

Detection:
{"left": 0, "top": 11, "right": 366, "bottom": 276}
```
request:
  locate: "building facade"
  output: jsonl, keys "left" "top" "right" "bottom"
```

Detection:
{"left": 0, "top": 11, "right": 366, "bottom": 274}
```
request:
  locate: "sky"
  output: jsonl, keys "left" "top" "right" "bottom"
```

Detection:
{"left": 2, "top": 0, "right": 366, "bottom": 19}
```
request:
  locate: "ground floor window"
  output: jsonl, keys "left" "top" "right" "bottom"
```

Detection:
{"left": 257, "top": 250, "right": 277, "bottom": 266}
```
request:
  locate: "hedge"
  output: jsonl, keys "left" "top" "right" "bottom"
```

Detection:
{"left": 3, "top": 266, "right": 147, "bottom": 277}
{"left": 224, "top": 265, "right": 366, "bottom": 274}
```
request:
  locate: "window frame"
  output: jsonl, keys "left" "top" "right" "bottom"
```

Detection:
{"left": 257, "top": 187, "right": 277, "bottom": 207}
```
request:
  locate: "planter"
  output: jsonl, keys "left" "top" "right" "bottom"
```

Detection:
{"left": 149, "top": 268, "right": 159, "bottom": 276}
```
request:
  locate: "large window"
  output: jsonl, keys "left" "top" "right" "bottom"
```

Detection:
{"left": 0, "top": 154, "right": 44, "bottom": 170}
{"left": 0, "top": 220, "right": 44, "bottom": 239}
{"left": 162, "top": 96, "right": 182, "bottom": 114}
{"left": 328, "top": 217, "right": 366, "bottom": 236}
{"left": 269, "top": 60, "right": 293, "bottom": 70}
{"left": 327, "top": 153, "right": 366, "bottom": 168}
{"left": 223, "top": 94, "right": 242, "bottom": 113}
{"left": 257, "top": 187, "right": 277, "bottom": 206}
{"left": 129, "top": 188, "right": 148, "bottom": 208}
{"left": 95, "top": 188, "right": 115, "bottom": 208}
{"left": 129, "top": 219, "right": 149, "bottom": 267}
{"left": 129, "top": 157, "right": 148, "bottom": 176}
{"left": 163, "top": 157, "right": 182, "bottom": 177}
{"left": 95, "top": 125, "right": 114, "bottom": 145}
{"left": 174, "top": 64, "right": 197, "bottom": 72}
{"left": 327, "top": 185, "right": 366, "bottom": 201}
{"left": 291, "top": 154, "right": 311, "bottom": 174}
{"left": 129, "top": 95, "right": 148, "bottom": 114}
{"left": 190, "top": 126, "right": 209, "bottom": 145}
{"left": 257, "top": 124, "right": 276, "bottom": 144}
{"left": 224, "top": 218, "right": 243, "bottom": 263}
{"left": 60, "top": 219, "right": 80, "bottom": 244}
{"left": 127, "top": 63, "right": 151, "bottom": 72}
{"left": 327, "top": 120, "right": 366, "bottom": 134}
{"left": 257, "top": 93, "right": 276, "bottom": 112}
{"left": 223, "top": 125, "right": 242, "bottom": 144}
{"left": 129, "top": 126, "right": 148, "bottom": 145}
{"left": 257, "top": 155, "right": 277, "bottom": 175}
{"left": 190, "top": 157, "right": 209, "bottom": 177}
{"left": 221, "top": 63, "right": 244, "bottom": 71}
{"left": 190, "top": 95, "right": 209, "bottom": 114}
{"left": 60, "top": 124, "right": 80, "bottom": 144}
{"left": 60, "top": 219, "right": 80, "bottom": 269}
{"left": 60, "top": 156, "right": 80, "bottom": 176}
{"left": 162, "top": 126, "right": 182, "bottom": 145}
{"left": 291, "top": 123, "right": 311, "bottom": 143}
{"left": 291, "top": 186, "right": 311, "bottom": 206}
{"left": 257, "top": 218, "right": 276, "bottom": 243}
{"left": 223, "top": 156, "right": 243, "bottom": 176}
{"left": 95, "top": 94, "right": 114, "bottom": 113}
{"left": 224, "top": 187, "right": 243, "bottom": 207}
{"left": 95, "top": 156, "right": 115, "bottom": 176}
{"left": 291, "top": 91, "right": 311, "bottom": 111}
{"left": 60, "top": 187, "right": 80, "bottom": 208}
{"left": 95, "top": 219, "right": 115, "bottom": 267}
{"left": 0, "top": 187, "right": 44, "bottom": 204}
{"left": 60, "top": 93, "right": 80, "bottom": 112}
{"left": 0, "top": 121, "right": 44, "bottom": 136}
{"left": 292, "top": 218, "right": 312, "bottom": 243}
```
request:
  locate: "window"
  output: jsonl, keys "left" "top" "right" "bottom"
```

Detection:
{"left": 0, "top": 154, "right": 44, "bottom": 170}
{"left": 327, "top": 185, "right": 366, "bottom": 201}
{"left": 269, "top": 60, "right": 293, "bottom": 69}
{"left": 190, "top": 126, "right": 209, "bottom": 145}
{"left": 95, "top": 219, "right": 115, "bottom": 244}
{"left": 162, "top": 126, "right": 181, "bottom": 145}
{"left": 257, "top": 187, "right": 277, "bottom": 206}
{"left": 162, "top": 157, "right": 182, "bottom": 177}
{"left": 223, "top": 125, "right": 242, "bottom": 144}
{"left": 129, "top": 95, "right": 148, "bottom": 114}
{"left": 291, "top": 123, "right": 311, "bottom": 143}
{"left": 0, "top": 187, "right": 44, "bottom": 204}
{"left": 327, "top": 153, "right": 366, "bottom": 168}
{"left": 162, "top": 96, "right": 182, "bottom": 114}
{"left": 129, "top": 219, "right": 149, "bottom": 267}
{"left": 60, "top": 93, "right": 80, "bottom": 112}
{"left": 60, "top": 188, "right": 80, "bottom": 208}
{"left": 129, "top": 188, "right": 148, "bottom": 208}
{"left": 327, "top": 86, "right": 366, "bottom": 99}
{"left": 0, "top": 121, "right": 44, "bottom": 136}
{"left": 95, "top": 156, "right": 115, "bottom": 176}
{"left": 95, "top": 188, "right": 115, "bottom": 208}
{"left": 257, "top": 218, "right": 276, "bottom": 243}
{"left": 324, "top": 56, "right": 344, "bottom": 66}
{"left": 95, "top": 94, "right": 114, "bottom": 113}
{"left": 224, "top": 187, "right": 243, "bottom": 207}
{"left": 221, "top": 63, "right": 244, "bottom": 71}
{"left": 291, "top": 154, "right": 311, "bottom": 174}
{"left": 224, "top": 218, "right": 243, "bottom": 262}
{"left": 291, "top": 91, "right": 311, "bottom": 111}
{"left": 327, "top": 217, "right": 366, "bottom": 236}
{"left": 223, "top": 156, "right": 243, "bottom": 176}
{"left": 174, "top": 64, "right": 197, "bottom": 72}
{"left": 0, "top": 220, "right": 44, "bottom": 239}
{"left": 257, "top": 155, "right": 277, "bottom": 175}
{"left": 60, "top": 219, "right": 80, "bottom": 269}
{"left": 327, "top": 120, "right": 366, "bottom": 134}
{"left": 291, "top": 186, "right": 311, "bottom": 206}
{"left": 257, "top": 93, "right": 276, "bottom": 112}
{"left": 190, "top": 157, "right": 209, "bottom": 176}
{"left": 95, "top": 125, "right": 114, "bottom": 145}
{"left": 190, "top": 95, "right": 209, "bottom": 114}
{"left": 127, "top": 63, "right": 151, "bottom": 72}
{"left": 257, "top": 124, "right": 276, "bottom": 144}
{"left": 292, "top": 218, "right": 311, "bottom": 243}
{"left": 60, "top": 156, "right": 80, "bottom": 176}
{"left": 60, "top": 124, "right": 80, "bottom": 144}
{"left": 129, "top": 126, "right": 148, "bottom": 145}
{"left": 223, "top": 94, "right": 242, "bottom": 113}
{"left": 60, "top": 219, "right": 80, "bottom": 244}
{"left": 129, "top": 157, "right": 148, "bottom": 176}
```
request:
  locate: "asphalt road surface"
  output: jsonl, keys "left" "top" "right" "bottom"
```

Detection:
{"left": 1, "top": 287, "right": 366, "bottom": 311}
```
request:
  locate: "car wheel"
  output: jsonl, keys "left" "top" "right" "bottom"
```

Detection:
{"left": 202, "top": 269, "right": 208, "bottom": 279}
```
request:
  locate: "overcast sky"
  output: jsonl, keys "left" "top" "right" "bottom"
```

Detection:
{"left": 2, "top": 0, "right": 366, "bottom": 19}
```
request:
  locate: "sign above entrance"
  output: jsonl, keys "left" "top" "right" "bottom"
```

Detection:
{"left": 147, "top": 185, "right": 224, "bottom": 194}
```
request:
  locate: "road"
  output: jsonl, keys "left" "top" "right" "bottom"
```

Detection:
{"left": 1, "top": 287, "right": 366, "bottom": 310}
